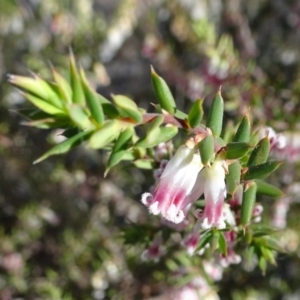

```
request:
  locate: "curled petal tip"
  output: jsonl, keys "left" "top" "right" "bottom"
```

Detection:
{"left": 141, "top": 192, "right": 153, "bottom": 206}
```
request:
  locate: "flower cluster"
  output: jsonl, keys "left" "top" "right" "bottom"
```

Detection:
{"left": 141, "top": 141, "right": 228, "bottom": 229}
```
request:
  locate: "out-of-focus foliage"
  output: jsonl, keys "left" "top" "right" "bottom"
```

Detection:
{"left": 1, "top": 1, "right": 300, "bottom": 300}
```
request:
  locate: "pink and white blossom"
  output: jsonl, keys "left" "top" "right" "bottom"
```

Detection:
{"left": 192, "top": 160, "right": 227, "bottom": 229}
{"left": 141, "top": 145, "right": 203, "bottom": 224}
{"left": 182, "top": 223, "right": 202, "bottom": 256}
{"left": 141, "top": 234, "right": 165, "bottom": 262}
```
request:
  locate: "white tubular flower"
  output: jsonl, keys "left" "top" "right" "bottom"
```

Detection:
{"left": 141, "top": 145, "right": 203, "bottom": 224}
{"left": 192, "top": 160, "right": 227, "bottom": 229}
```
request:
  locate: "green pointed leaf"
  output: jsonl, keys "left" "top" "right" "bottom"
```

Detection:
{"left": 264, "top": 238, "right": 283, "bottom": 253}
{"left": 225, "top": 142, "right": 251, "bottom": 159}
{"left": 67, "top": 104, "right": 94, "bottom": 129}
{"left": 174, "top": 109, "right": 188, "bottom": 119}
{"left": 89, "top": 120, "right": 122, "bottom": 149}
{"left": 37, "top": 79, "right": 66, "bottom": 110}
{"left": 159, "top": 126, "right": 178, "bottom": 143}
{"left": 258, "top": 255, "right": 267, "bottom": 274}
{"left": 255, "top": 179, "right": 283, "bottom": 198}
{"left": 206, "top": 89, "right": 224, "bottom": 137}
{"left": 248, "top": 137, "right": 270, "bottom": 167}
{"left": 210, "top": 231, "right": 220, "bottom": 252}
{"left": 218, "top": 232, "right": 227, "bottom": 256}
{"left": 33, "top": 130, "right": 93, "bottom": 164}
{"left": 52, "top": 68, "right": 72, "bottom": 104}
{"left": 240, "top": 181, "right": 257, "bottom": 225}
{"left": 22, "top": 92, "right": 64, "bottom": 115}
{"left": 147, "top": 115, "right": 164, "bottom": 131}
{"left": 243, "top": 161, "right": 282, "bottom": 180}
{"left": 151, "top": 66, "right": 176, "bottom": 114}
{"left": 69, "top": 55, "right": 85, "bottom": 105}
{"left": 188, "top": 98, "right": 203, "bottom": 128}
{"left": 233, "top": 115, "right": 251, "bottom": 142}
{"left": 260, "top": 246, "right": 276, "bottom": 265}
{"left": 253, "top": 227, "right": 277, "bottom": 238}
{"left": 136, "top": 126, "right": 178, "bottom": 148}
{"left": 80, "top": 68, "right": 104, "bottom": 125}
{"left": 105, "top": 127, "right": 135, "bottom": 174}
{"left": 199, "top": 135, "right": 215, "bottom": 165}
{"left": 133, "top": 159, "right": 154, "bottom": 169}
{"left": 196, "top": 230, "right": 212, "bottom": 252}
{"left": 8, "top": 75, "right": 49, "bottom": 99}
{"left": 113, "top": 126, "right": 134, "bottom": 152}
{"left": 226, "top": 161, "right": 241, "bottom": 195}
{"left": 112, "top": 95, "right": 142, "bottom": 123}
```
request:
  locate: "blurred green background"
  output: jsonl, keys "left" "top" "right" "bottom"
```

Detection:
{"left": 1, "top": 0, "right": 300, "bottom": 299}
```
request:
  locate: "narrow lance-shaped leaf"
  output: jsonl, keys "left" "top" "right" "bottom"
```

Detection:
{"left": 247, "top": 137, "right": 270, "bottom": 167}
{"left": 151, "top": 66, "right": 176, "bottom": 114}
{"left": 112, "top": 95, "right": 142, "bottom": 123}
{"left": 210, "top": 231, "right": 220, "bottom": 252}
{"left": 22, "top": 92, "right": 64, "bottom": 115}
{"left": 226, "top": 161, "right": 241, "bottom": 195}
{"left": 147, "top": 115, "right": 164, "bottom": 131}
{"left": 105, "top": 127, "right": 135, "bottom": 175}
{"left": 52, "top": 68, "right": 72, "bottom": 104}
{"left": 218, "top": 232, "right": 227, "bottom": 256}
{"left": 80, "top": 68, "right": 104, "bottom": 125}
{"left": 225, "top": 142, "right": 251, "bottom": 159}
{"left": 8, "top": 75, "right": 48, "bottom": 99}
{"left": 243, "top": 161, "right": 282, "bottom": 180}
{"left": 70, "top": 54, "right": 85, "bottom": 105}
{"left": 240, "top": 181, "right": 257, "bottom": 226}
{"left": 233, "top": 114, "right": 251, "bottom": 142}
{"left": 33, "top": 130, "right": 93, "bottom": 164}
{"left": 89, "top": 120, "right": 123, "bottom": 149}
{"left": 188, "top": 98, "right": 203, "bottom": 128}
{"left": 260, "top": 246, "right": 276, "bottom": 265}
{"left": 35, "top": 77, "right": 66, "bottom": 110}
{"left": 67, "top": 104, "right": 94, "bottom": 129}
{"left": 199, "top": 135, "right": 215, "bottom": 166}
{"left": 206, "top": 89, "right": 224, "bottom": 137}
{"left": 258, "top": 255, "right": 267, "bottom": 275}
{"left": 136, "top": 125, "right": 178, "bottom": 148}
{"left": 133, "top": 159, "right": 154, "bottom": 169}
{"left": 255, "top": 179, "right": 283, "bottom": 198}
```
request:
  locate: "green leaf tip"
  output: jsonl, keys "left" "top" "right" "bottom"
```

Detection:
{"left": 206, "top": 89, "right": 224, "bottom": 137}
{"left": 198, "top": 135, "right": 215, "bottom": 166}
{"left": 151, "top": 66, "right": 176, "bottom": 114}
{"left": 80, "top": 67, "right": 104, "bottom": 125}
{"left": 188, "top": 98, "right": 204, "bottom": 128}
{"left": 240, "top": 181, "right": 257, "bottom": 226}
{"left": 248, "top": 137, "right": 270, "bottom": 167}
{"left": 233, "top": 114, "right": 251, "bottom": 142}
{"left": 33, "top": 130, "right": 93, "bottom": 164}
{"left": 243, "top": 161, "right": 282, "bottom": 180}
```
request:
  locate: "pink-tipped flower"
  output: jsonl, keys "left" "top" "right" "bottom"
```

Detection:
{"left": 141, "top": 233, "right": 165, "bottom": 262}
{"left": 193, "top": 160, "right": 227, "bottom": 229}
{"left": 141, "top": 145, "right": 203, "bottom": 224}
{"left": 182, "top": 223, "right": 202, "bottom": 256}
